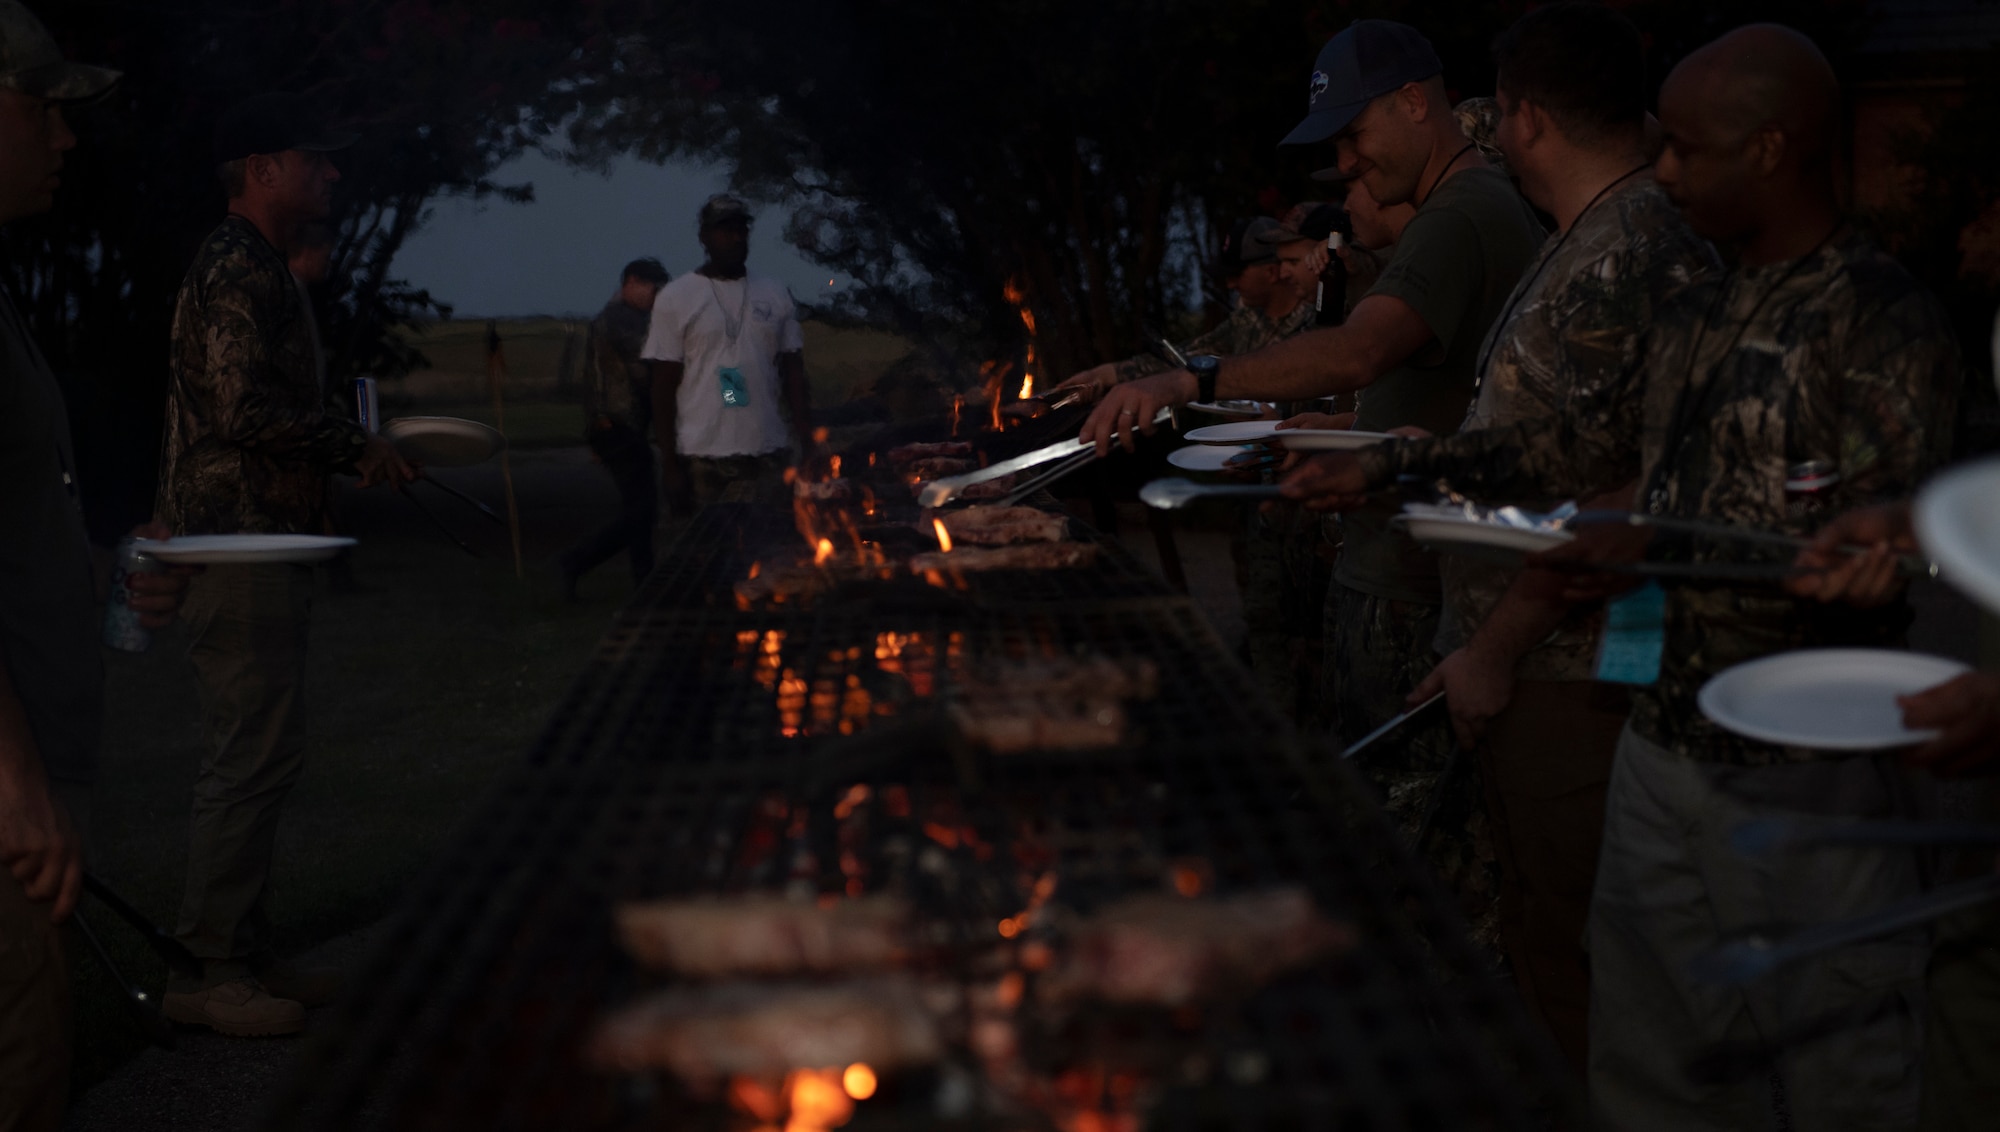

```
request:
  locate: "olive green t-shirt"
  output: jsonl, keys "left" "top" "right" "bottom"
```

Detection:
{"left": 1334, "top": 165, "right": 1544, "bottom": 604}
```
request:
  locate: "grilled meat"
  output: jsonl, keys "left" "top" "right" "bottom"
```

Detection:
{"left": 907, "top": 456, "right": 975, "bottom": 479}
{"left": 951, "top": 698, "right": 1127, "bottom": 754}
{"left": 615, "top": 894, "right": 908, "bottom": 977}
{"left": 948, "top": 656, "right": 1157, "bottom": 754}
{"left": 793, "top": 478, "right": 855, "bottom": 503}
{"left": 910, "top": 542, "right": 1097, "bottom": 574}
{"left": 968, "top": 656, "right": 1159, "bottom": 701}
{"left": 888, "top": 440, "right": 974, "bottom": 466}
{"left": 909, "top": 472, "right": 1018, "bottom": 502}
{"left": 587, "top": 977, "right": 944, "bottom": 1083}
{"left": 937, "top": 505, "right": 1068, "bottom": 546}
{"left": 1042, "top": 889, "right": 1355, "bottom": 1007}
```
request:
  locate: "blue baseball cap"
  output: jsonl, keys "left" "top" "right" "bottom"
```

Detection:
{"left": 1280, "top": 20, "right": 1443, "bottom": 147}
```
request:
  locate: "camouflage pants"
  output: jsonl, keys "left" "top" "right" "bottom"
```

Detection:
{"left": 1325, "top": 583, "right": 1499, "bottom": 959}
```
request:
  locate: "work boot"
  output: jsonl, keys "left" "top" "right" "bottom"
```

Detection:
{"left": 162, "top": 978, "right": 305, "bottom": 1037}
{"left": 254, "top": 961, "right": 344, "bottom": 1008}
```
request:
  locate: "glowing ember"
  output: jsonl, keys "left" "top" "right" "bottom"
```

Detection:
{"left": 1003, "top": 279, "right": 1039, "bottom": 402}
{"left": 842, "top": 1063, "right": 877, "bottom": 1101}
{"left": 814, "top": 538, "right": 835, "bottom": 566}
{"left": 790, "top": 1067, "right": 854, "bottom": 1131}
{"left": 932, "top": 519, "right": 953, "bottom": 553}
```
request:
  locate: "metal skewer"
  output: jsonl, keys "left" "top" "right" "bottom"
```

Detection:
{"left": 84, "top": 871, "right": 201, "bottom": 977}
{"left": 398, "top": 484, "right": 478, "bottom": 557}
{"left": 75, "top": 909, "right": 175, "bottom": 1048}
{"left": 1690, "top": 873, "right": 2000, "bottom": 986}
{"left": 418, "top": 472, "right": 505, "bottom": 524}
{"left": 1341, "top": 692, "right": 1446, "bottom": 760}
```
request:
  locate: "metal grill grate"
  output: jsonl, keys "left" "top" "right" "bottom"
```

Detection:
{"left": 259, "top": 503, "right": 1578, "bottom": 1132}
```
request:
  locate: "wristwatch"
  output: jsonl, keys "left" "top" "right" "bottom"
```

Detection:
{"left": 1187, "top": 354, "right": 1221, "bottom": 404}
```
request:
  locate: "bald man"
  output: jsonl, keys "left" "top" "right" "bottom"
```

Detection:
{"left": 1281, "top": 24, "right": 1960, "bottom": 1129}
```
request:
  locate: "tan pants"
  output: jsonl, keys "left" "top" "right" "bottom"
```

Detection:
{"left": 0, "top": 872, "right": 67, "bottom": 1132}
{"left": 1588, "top": 725, "right": 1929, "bottom": 1132}
{"left": 175, "top": 563, "right": 313, "bottom": 984}
{"left": 1478, "top": 679, "right": 1628, "bottom": 1073}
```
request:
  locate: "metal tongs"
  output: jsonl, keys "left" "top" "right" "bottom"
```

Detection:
{"left": 999, "top": 386, "right": 1090, "bottom": 420}
{"left": 918, "top": 406, "right": 1174, "bottom": 508}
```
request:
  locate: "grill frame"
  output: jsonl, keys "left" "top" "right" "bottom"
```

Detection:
{"left": 259, "top": 501, "right": 1581, "bottom": 1132}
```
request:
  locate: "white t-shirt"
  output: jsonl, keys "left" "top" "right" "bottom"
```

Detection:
{"left": 640, "top": 272, "right": 805, "bottom": 458}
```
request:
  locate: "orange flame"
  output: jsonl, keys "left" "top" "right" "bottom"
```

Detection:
{"left": 842, "top": 1064, "right": 877, "bottom": 1101}
{"left": 933, "top": 518, "right": 953, "bottom": 553}
{"left": 1004, "top": 279, "right": 1039, "bottom": 402}
{"left": 814, "top": 538, "right": 835, "bottom": 566}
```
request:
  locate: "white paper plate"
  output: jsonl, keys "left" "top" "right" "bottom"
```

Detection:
{"left": 1184, "top": 421, "right": 1283, "bottom": 445}
{"left": 1272, "top": 429, "right": 1399, "bottom": 452}
{"left": 1185, "top": 400, "right": 1273, "bottom": 418}
{"left": 133, "top": 534, "right": 358, "bottom": 565}
{"left": 1698, "top": 648, "right": 1971, "bottom": 750}
{"left": 1397, "top": 512, "right": 1574, "bottom": 557}
{"left": 1915, "top": 456, "right": 2000, "bottom": 616}
{"left": 1167, "top": 444, "right": 1265, "bottom": 473}
{"left": 380, "top": 416, "right": 506, "bottom": 467}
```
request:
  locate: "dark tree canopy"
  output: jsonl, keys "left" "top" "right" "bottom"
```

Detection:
{"left": 7, "top": 0, "right": 610, "bottom": 537}
{"left": 7, "top": 0, "right": 1991, "bottom": 539}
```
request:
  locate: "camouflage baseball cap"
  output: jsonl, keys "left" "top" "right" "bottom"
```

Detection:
{"left": 698, "top": 194, "right": 753, "bottom": 231}
{"left": 0, "top": 1, "right": 119, "bottom": 102}
{"left": 212, "top": 92, "right": 357, "bottom": 164}
{"left": 1218, "top": 217, "right": 1284, "bottom": 272}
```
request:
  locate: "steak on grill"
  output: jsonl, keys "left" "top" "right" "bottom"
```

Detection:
{"left": 888, "top": 440, "right": 974, "bottom": 466}
{"left": 907, "top": 456, "right": 975, "bottom": 479}
{"left": 615, "top": 894, "right": 908, "bottom": 977}
{"left": 1042, "top": 889, "right": 1356, "bottom": 1007}
{"left": 587, "top": 977, "right": 945, "bottom": 1083}
{"left": 936, "top": 505, "right": 1068, "bottom": 546}
{"left": 910, "top": 542, "right": 1097, "bottom": 574}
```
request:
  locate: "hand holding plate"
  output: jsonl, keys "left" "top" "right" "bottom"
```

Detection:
{"left": 1899, "top": 671, "right": 2000, "bottom": 777}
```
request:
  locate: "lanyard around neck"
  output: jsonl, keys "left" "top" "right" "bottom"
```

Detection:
{"left": 707, "top": 275, "right": 750, "bottom": 344}
{"left": 1474, "top": 163, "right": 1652, "bottom": 388}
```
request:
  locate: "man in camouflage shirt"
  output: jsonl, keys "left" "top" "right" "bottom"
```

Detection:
{"left": 559, "top": 257, "right": 669, "bottom": 596}
{"left": 1390, "top": 6, "right": 1721, "bottom": 1071}
{"left": 1287, "top": 25, "right": 1959, "bottom": 1128}
{"left": 1051, "top": 217, "right": 1313, "bottom": 401}
{"left": 157, "top": 92, "right": 411, "bottom": 1038}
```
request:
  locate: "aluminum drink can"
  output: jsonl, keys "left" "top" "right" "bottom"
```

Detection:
{"left": 1784, "top": 459, "right": 1841, "bottom": 522}
{"left": 102, "top": 538, "right": 161, "bottom": 652}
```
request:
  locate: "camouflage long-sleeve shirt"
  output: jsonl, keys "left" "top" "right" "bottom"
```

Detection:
{"left": 1114, "top": 299, "right": 1316, "bottom": 383}
{"left": 158, "top": 216, "right": 367, "bottom": 535}
{"left": 583, "top": 296, "right": 653, "bottom": 434}
{"left": 1438, "top": 180, "right": 1721, "bottom": 681}
{"left": 1361, "top": 226, "right": 1960, "bottom": 764}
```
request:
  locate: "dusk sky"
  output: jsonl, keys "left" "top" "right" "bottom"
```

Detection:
{"left": 393, "top": 149, "right": 844, "bottom": 318}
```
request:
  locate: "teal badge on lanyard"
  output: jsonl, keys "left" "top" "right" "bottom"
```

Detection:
{"left": 1595, "top": 580, "right": 1665, "bottom": 686}
{"left": 718, "top": 366, "right": 749, "bottom": 407}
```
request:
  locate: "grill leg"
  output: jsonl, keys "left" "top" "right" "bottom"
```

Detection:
{"left": 1148, "top": 508, "right": 1189, "bottom": 593}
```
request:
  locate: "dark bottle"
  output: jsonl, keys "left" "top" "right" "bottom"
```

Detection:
{"left": 1316, "top": 229, "right": 1349, "bottom": 327}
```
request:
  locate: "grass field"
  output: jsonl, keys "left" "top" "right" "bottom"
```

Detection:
{"left": 385, "top": 317, "right": 915, "bottom": 440}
